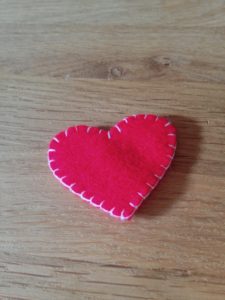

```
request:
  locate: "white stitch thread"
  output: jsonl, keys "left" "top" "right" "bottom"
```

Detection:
{"left": 155, "top": 174, "right": 163, "bottom": 180}
{"left": 87, "top": 127, "right": 91, "bottom": 133}
{"left": 169, "top": 144, "right": 176, "bottom": 149}
{"left": 115, "top": 125, "right": 121, "bottom": 133}
{"left": 113, "top": 213, "right": 120, "bottom": 218}
{"left": 109, "top": 207, "right": 115, "bottom": 216}
{"left": 145, "top": 191, "right": 151, "bottom": 198}
{"left": 83, "top": 197, "right": 90, "bottom": 202}
{"left": 70, "top": 188, "right": 76, "bottom": 195}
{"left": 48, "top": 159, "right": 55, "bottom": 165}
{"left": 107, "top": 131, "right": 111, "bottom": 139}
{"left": 168, "top": 133, "right": 175, "bottom": 136}
{"left": 160, "top": 164, "right": 169, "bottom": 170}
{"left": 69, "top": 183, "right": 76, "bottom": 191}
{"left": 81, "top": 191, "right": 91, "bottom": 202}
{"left": 65, "top": 129, "right": 68, "bottom": 136}
{"left": 123, "top": 118, "right": 128, "bottom": 124}
{"left": 91, "top": 200, "right": 101, "bottom": 207}
{"left": 123, "top": 212, "right": 134, "bottom": 220}
{"left": 120, "top": 210, "right": 134, "bottom": 221}
{"left": 53, "top": 168, "right": 59, "bottom": 175}
{"left": 120, "top": 210, "right": 126, "bottom": 221}
{"left": 165, "top": 122, "right": 170, "bottom": 127}
{"left": 48, "top": 149, "right": 56, "bottom": 153}
{"left": 53, "top": 137, "right": 59, "bottom": 143}
{"left": 60, "top": 176, "right": 68, "bottom": 187}
{"left": 99, "top": 129, "right": 102, "bottom": 134}
{"left": 137, "top": 192, "right": 145, "bottom": 199}
{"left": 101, "top": 205, "right": 110, "bottom": 213}
{"left": 129, "top": 202, "right": 138, "bottom": 209}
{"left": 113, "top": 211, "right": 121, "bottom": 218}
{"left": 146, "top": 182, "right": 155, "bottom": 189}
{"left": 167, "top": 152, "right": 175, "bottom": 159}
{"left": 82, "top": 196, "right": 91, "bottom": 203}
{"left": 82, "top": 194, "right": 90, "bottom": 202}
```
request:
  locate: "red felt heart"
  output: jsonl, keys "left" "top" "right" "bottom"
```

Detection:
{"left": 48, "top": 114, "right": 176, "bottom": 220}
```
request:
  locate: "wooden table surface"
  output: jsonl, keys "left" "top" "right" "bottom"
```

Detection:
{"left": 0, "top": 1, "right": 225, "bottom": 299}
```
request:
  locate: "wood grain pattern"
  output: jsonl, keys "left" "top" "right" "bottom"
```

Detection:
{"left": 0, "top": 1, "right": 225, "bottom": 299}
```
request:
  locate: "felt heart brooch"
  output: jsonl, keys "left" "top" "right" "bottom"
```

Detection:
{"left": 48, "top": 114, "right": 176, "bottom": 221}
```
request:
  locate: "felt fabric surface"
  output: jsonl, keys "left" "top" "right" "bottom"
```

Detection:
{"left": 48, "top": 114, "right": 176, "bottom": 220}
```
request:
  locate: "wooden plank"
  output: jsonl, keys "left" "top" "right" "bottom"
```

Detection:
{"left": 0, "top": 1, "right": 225, "bottom": 82}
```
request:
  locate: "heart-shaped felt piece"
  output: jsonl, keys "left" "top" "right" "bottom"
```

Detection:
{"left": 48, "top": 114, "right": 176, "bottom": 220}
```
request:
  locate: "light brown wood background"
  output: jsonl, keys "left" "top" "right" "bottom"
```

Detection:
{"left": 0, "top": 1, "right": 225, "bottom": 299}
